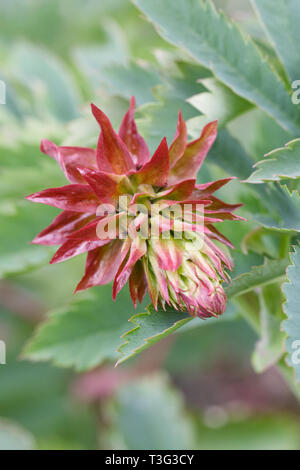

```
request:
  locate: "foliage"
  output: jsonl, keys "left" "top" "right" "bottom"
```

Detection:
{"left": 1, "top": 0, "right": 300, "bottom": 450}
{"left": 282, "top": 246, "right": 300, "bottom": 382}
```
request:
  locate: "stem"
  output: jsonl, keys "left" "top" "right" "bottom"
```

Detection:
{"left": 279, "top": 233, "right": 291, "bottom": 259}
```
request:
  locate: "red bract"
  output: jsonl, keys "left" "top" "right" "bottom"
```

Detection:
{"left": 27, "top": 97, "right": 243, "bottom": 318}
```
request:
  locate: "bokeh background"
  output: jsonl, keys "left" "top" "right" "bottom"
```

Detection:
{"left": 0, "top": 0, "right": 300, "bottom": 450}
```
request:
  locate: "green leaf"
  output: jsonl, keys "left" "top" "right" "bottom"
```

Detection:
{"left": 188, "top": 77, "right": 253, "bottom": 128}
{"left": 117, "top": 257, "right": 288, "bottom": 365}
{"left": 136, "top": 61, "right": 207, "bottom": 152}
{"left": 0, "top": 246, "right": 52, "bottom": 279}
{"left": 253, "top": 38, "right": 290, "bottom": 87}
{"left": 240, "top": 227, "right": 283, "bottom": 259}
{"left": 98, "top": 58, "right": 252, "bottom": 160}
{"left": 0, "top": 345, "right": 97, "bottom": 447}
{"left": 252, "top": 0, "right": 300, "bottom": 83}
{"left": 0, "top": 419, "right": 35, "bottom": 450}
{"left": 282, "top": 245, "right": 300, "bottom": 382}
{"left": 252, "top": 284, "right": 286, "bottom": 373}
{"left": 225, "top": 257, "right": 289, "bottom": 299}
{"left": 108, "top": 374, "right": 196, "bottom": 450}
{"left": 8, "top": 43, "right": 81, "bottom": 122}
{"left": 116, "top": 305, "right": 192, "bottom": 365}
{"left": 100, "top": 61, "right": 162, "bottom": 105}
{"left": 73, "top": 22, "right": 130, "bottom": 89}
{"left": 247, "top": 139, "right": 300, "bottom": 183}
{"left": 137, "top": 96, "right": 198, "bottom": 153}
{"left": 133, "top": 0, "right": 300, "bottom": 134}
{"left": 23, "top": 286, "right": 148, "bottom": 371}
{"left": 230, "top": 250, "right": 264, "bottom": 278}
{"left": 197, "top": 128, "right": 255, "bottom": 180}
{"left": 25, "top": 282, "right": 237, "bottom": 371}
{"left": 0, "top": 203, "right": 57, "bottom": 278}
{"left": 230, "top": 108, "right": 292, "bottom": 162}
{"left": 0, "top": 162, "right": 65, "bottom": 206}
{"left": 0, "top": 74, "right": 24, "bottom": 119}
{"left": 252, "top": 184, "right": 300, "bottom": 232}
{"left": 22, "top": 226, "right": 289, "bottom": 371}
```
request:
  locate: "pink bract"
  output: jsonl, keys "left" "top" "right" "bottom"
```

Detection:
{"left": 27, "top": 97, "right": 243, "bottom": 318}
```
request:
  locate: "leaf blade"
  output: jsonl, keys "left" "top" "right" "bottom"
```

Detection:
{"left": 116, "top": 306, "right": 191, "bottom": 365}
{"left": 225, "top": 258, "right": 289, "bottom": 298}
{"left": 247, "top": 138, "right": 300, "bottom": 183}
{"left": 23, "top": 287, "right": 146, "bottom": 371}
{"left": 117, "top": 257, "right": 289, "bottom": 365}
{"left": 252, "top": 0, "right": 300, "bottom": 83}
{"left": 282, "top": 245, "right": 300, "bottom": 382}
{"left": 133, "top": 0, "right": 300, "bottom": 133}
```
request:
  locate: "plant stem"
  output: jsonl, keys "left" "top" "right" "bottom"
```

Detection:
{"left": 279, "top": 234, "right": 291, "bottom": 259}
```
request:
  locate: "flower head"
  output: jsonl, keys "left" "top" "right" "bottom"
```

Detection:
{"left": 27, "top": 97, "right": 243, "bottom": 318}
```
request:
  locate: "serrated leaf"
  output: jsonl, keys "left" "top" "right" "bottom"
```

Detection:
{"left": 247, "top": 139, "right": 300, "bottom": 183}
{"left": 136, "top": 61, "right": 207, "bottom": 152}
{"left": 282, "top": 245, "right": 300, "bottom": 382}
{"left": 23, "top": 286, "right": 147, "bottom": 371}
{"left": 116, "top": 305, "right": 191, "bottom": 365}
{"left": 252, "top": 284, "right": 286, "bottom": 373}
{"left": 97, "top": 58, "right": 253, "bottom": 164}
{"left": 188, "top": 77, "right": 252, "bottom": 128}
{"left": 225, "top": 257, "right": 289, "bottom": 298}
{"left": 23, "top": 252, "right": 289, "bottom": 371}
{"left": 117, "top": 257, "right": 289, "bottom": 365}
{"left": 252, "top": 0, "right": 300, "bottom": 83}
{"left": 253, "top": 184, "right": 300, "bottom": 232}
{"left": 133, "top": 0, "right": 300, "bottom": 133}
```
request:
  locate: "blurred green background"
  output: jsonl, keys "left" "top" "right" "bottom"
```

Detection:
{"left": 0, "top": 0, "right": 300, "bottom": 450}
